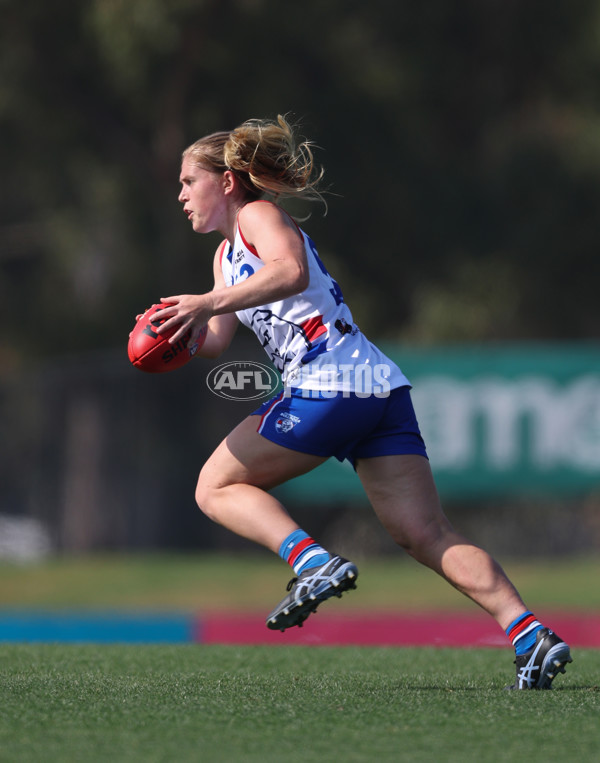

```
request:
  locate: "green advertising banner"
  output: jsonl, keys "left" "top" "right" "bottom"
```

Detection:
{"left": 276, "top": 342, "right": 600, "bottom": 502}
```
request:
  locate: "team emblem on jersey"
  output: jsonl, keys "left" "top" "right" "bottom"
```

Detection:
{"left": 275, "top": 412, "right": 301, "bottom": 434}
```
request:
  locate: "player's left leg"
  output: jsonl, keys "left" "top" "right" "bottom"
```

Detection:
{"left": 356, "top": 453, "right": 572, "bottom": 688}
{"left": 195, "top": 415, "right": 358, "bottom": 630}
{"left": 195, "top": 415, "right": 324, "bottom": 550}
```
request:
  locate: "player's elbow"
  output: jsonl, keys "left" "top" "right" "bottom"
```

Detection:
{"left": 296, "top": 265, "right": 310, "bottom": 293}
{"left": 285, "top": 261, "right": 309, "bottom": 294}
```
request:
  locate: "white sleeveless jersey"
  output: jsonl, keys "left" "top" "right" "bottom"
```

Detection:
{"left": 220, "top": 209, "right": 410, "bottom": 393}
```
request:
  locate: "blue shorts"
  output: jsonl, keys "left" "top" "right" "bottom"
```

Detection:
{"left": 252, "top": 385, "right": 427, "bottom": 465}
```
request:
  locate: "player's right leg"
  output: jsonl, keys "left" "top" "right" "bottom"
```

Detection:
{"left": 505, "top": 626, "right": 572, "bottom": 690}
{"left": 356, "top": 453, "right": 571, "bottom": 688}
{"left": 357, "top": 454, "right": 529, "bottom": 628}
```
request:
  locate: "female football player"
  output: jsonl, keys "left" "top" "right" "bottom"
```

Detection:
{"left": 155, "top": 115, "right": 571, "bottom": 689}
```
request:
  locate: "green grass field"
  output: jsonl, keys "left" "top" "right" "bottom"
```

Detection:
{"left": 0, "top": 554, "right": 598, "bottom": 762}
{"left": 1, "top": 644, "right": 598, "bottom": 763}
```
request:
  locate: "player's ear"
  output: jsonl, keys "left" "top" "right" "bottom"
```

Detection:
{"left": 222, "top": 170, "right": 236, "bottom": 195}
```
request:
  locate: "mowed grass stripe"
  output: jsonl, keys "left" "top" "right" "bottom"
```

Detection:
{"left": 0, "top": 553, "right": 598, "bottom": 610}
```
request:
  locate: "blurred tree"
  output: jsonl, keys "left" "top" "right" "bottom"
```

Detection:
{"left": 2, "top": 0, "right": 600, "bottom": 369}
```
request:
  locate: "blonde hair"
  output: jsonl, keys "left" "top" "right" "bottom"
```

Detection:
{"left": 182, "top": 115, "right": 325, "bottom": 206}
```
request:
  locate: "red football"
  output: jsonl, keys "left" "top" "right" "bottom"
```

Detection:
{"left": 127, "top": 303, "right": 206, "bottom": 373}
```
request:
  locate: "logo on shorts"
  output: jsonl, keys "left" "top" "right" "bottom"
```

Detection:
{"left": 275, "top": 412, "right": 301, "bottom": 433}
{"left": 206, "top": 361, "right": 280, "bottom": 401}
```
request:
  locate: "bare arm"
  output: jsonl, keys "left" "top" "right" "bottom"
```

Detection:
{"left": 210, "top": 202, "right": 309, "bottom": 314}
{"left": 157, "top": 202, "right": 309, "bottom": 345}
{"left": 158, "top": 243, "right": 238, "bottom": 358}
{"left": 193, "top": 251, "right": 239, "bottom": 358}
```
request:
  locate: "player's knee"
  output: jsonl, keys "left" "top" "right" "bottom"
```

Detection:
{"left": 391, "top": 533, "right": 429, "bottom": 560}
{"left": 195, "top": 476, "right": 219, "bottom": 521}
{"left": 392, "top": 518, "right": 455, "bottom": 564}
